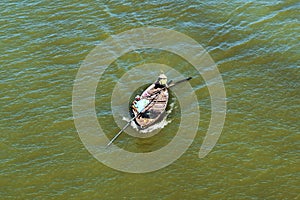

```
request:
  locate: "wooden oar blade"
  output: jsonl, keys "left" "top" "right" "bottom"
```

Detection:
{"left": 168, "top": 77, "right": 192, "bottom": 88}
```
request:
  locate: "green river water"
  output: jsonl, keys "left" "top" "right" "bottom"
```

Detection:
{"left": 1, "top": 0, "right": 299, "bottom": 199}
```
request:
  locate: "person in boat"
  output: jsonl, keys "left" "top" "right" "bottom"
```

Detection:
{"left": 132, "top": 95, "right": 150, "bottom": 111}
{"left": 154, "top": 73, "right": 168, "bottom": 89}
{"left": 145, "top": 73, "right": 168, "bottom": 97}
{"left": 132, "top": 95, "right": 151, "bottom": 118}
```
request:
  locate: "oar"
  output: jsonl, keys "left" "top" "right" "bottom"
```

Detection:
{"left": 106, "top": 76, "right": 192, "bottom": 147}
{"left": 105, "top": 118, "right": 135, "bottom": 147}
{"left": 169, "top": 77, "right": 192, "bottom": 87}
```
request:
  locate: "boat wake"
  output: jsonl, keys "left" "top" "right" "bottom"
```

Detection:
{"left": 122, "top": 102, "right": 175, "bottom": 133}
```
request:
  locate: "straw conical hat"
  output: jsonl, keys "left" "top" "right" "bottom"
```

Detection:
{"left": 158, "top": 74, "right": 167, "bottom": 79}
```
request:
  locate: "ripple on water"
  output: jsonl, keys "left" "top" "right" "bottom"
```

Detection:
{"left": 1, "top": 0, "right": 299, "bottom": 199}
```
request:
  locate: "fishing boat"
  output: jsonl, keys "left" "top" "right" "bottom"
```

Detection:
{"left": 106, "top": 76, "right": 191, "bottom": 147}
{"left": 131, "top": 74, "right": 169, "bottom": 129}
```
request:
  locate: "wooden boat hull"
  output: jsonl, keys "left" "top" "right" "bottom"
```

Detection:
{"left": 131, "top": 84, "right": 169, "bottom": 129}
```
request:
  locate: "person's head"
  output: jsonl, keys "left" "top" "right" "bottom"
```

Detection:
{"left": 158, "top": 73, "right": 167, "bottom": 79}
{"left": 158, "top": 74, "right": 167, "bottom": 85}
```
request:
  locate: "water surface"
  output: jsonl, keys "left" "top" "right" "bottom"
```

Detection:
{"left": 1, "top": 0, "right": 299, "bottom": 199}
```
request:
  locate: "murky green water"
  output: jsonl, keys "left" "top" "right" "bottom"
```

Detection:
{"left": 1, "top": 0, "right": 299, "bottom": 199}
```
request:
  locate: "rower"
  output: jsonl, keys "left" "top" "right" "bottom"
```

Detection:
{"left": 154, "top": 73, "right": 168, "bottom": 89}
{"left": 146, "top": 73, "right": 168, "bottom": 97}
